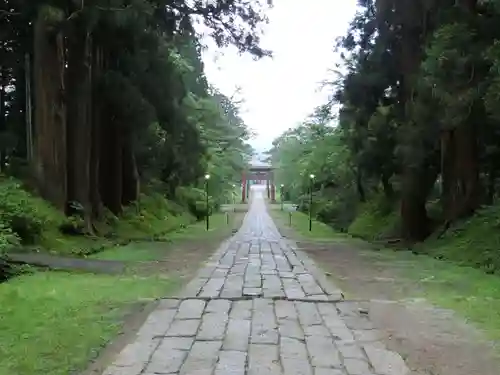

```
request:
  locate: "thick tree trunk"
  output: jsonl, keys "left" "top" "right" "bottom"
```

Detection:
{"left": 100, "top": 118, "right": 123, "bottom": 215}
{"left": 355, "top": 169, "right": 366, "bottom": 202}
{"left": 486, "top": 167, "right": 496, "bottom": 204}
{"left": 440, "top": 123, "right": 480, "bottom": 221}
{"left": 66, "top": 23, "right": 93, "bottom": 230}
{"left": 381, "top": 173, "right": 394, "bottom": 199}
{"left": 90, "top": 44, "right": 105, "bottom": 220}
{"left": 25, "top": 53, "right": 34, "bottom": 162}
{"left": 438, "top": 0, "right": 480, "bottom": 221}
{"left": 400, "top": 166, "right": 437, "bottom": 241}
{"left": 122, "top": 134, "right": 140, "bottom": 205}
{"left": 33, "top": 14, "right": 67, "bottom": 210}
{"left": 398, "top": 15, "right": 430, "bottom": 242}
{"left": 0, "top": 65, "right": 6, "bottom": 170}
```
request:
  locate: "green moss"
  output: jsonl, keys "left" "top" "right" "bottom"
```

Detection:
{"left": 418, "top": 204, "right": 500, "bottom": 274}
{"left": 348, "top": 194, "right": 399, "bottom": 240}
{"left": 111, "top": 193, "right": 196, "bottom": 241}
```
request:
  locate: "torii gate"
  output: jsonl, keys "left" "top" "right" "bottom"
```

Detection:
{"left": 241, "top": 164, "right": 275, "bottom": 203}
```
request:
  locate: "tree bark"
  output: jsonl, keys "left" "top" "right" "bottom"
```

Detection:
{"left": 25, "top": 53, "right": 34, "bottom": 162}
{"left": 400, "top": 165, "right": 438, "bottom": 241}
{"left": 90, "top": 43, "right": 105, "bottom": 220}
{"left": 33, "top": 13, "right": 67, "bottom": 210}
{"left": 0, "top": 65, "right": 6, "bottom": 170}
{"left": 486, "top": 167, "right": 496, "bottom": 204}
{"left": 355, "top": 168, "right": 366, "bottom": 202}
{"left": 381, "top": 173, "right": 394, "bottom": 199}
{"left": 66, "top": 21, "right": 93, "bottom": 230}
{"left": 100, "top": 117, "right": 123, "bottom": 215}
{"left": 440, "top": 123, "right": 480, "bottom": 221}
{"left": 122, "top": 133, "right": 140, "bottom": 205}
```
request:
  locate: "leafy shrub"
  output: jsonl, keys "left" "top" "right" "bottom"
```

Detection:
{"left": 348, "top": 193, "right": 400, "bottom": 240}
{"left": 112, "top": 193, "right": 195, "bottom": 239}
{"left": 316, "top": 197, "right": 358, "bottom": 231}
{"left": 0, "top": 178, "right": 65, "bottom": 244}
{"left": 176, "top": 186, "right": 215, "bottom": 220}
{"left": 0, "top": 220, "right": 20, "bottom": 255}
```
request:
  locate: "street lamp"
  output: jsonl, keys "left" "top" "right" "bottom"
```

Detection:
{"left": 205, "top": 174, "right": 210, "bottom": 230}
{"left": 280, "top": 184, "right": 285, "bottom": 211}
{"left": 231, "top": 183, "right": 236, "bottom": 212}
{"left": 309, "top": 174, "right": 315, "bottom": 231}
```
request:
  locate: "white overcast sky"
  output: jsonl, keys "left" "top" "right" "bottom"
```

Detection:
{"left": 200, "top": 0, "right": 357, "bottom": 155}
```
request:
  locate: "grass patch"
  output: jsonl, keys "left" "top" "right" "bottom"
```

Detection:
{"left": 89, "top": 242, "right": 164, "bottom": 261}
{"left": 91, "top": 212, "right": 237, "bottom": 261}
{"left": 270, "top": 209, "right": 348, "bottom": 241}
{"left": 39, "top": 231, "right": 115, "bottom": 256}
{"left": 91, "top": 211, "right": 242, "bottom": 262}
{"left": 0, "top": 271, "right": 180, "bottom": 375}
{"left": 164, "top": 212, "right": 239, "bottom": 241}
{"left": 417, "top": 204, "right": 500, "bottom": 274}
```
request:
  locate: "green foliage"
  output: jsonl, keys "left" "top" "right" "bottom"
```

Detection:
{"left": 418, "top": 204, "right": 500, "bottom": 274}
{"left": 315, "top": 193, "right": 359, "bottom": 231}
{"left": 112, "top": 193, "right": 195, "bottom": 240}
{"left": 348, "top": 194, "right": 399, "bottom": 240}
{"left": 0, "top": 221, "right": 19, "bottom": 255}
{"left": 176, "top": 186, "right": 215, "bottom": 220}
{"left": 0, "top": 176, "right": 214, "bottom": 257}
{"left": 0, "top": 178, "right": 65, "bottom": 245}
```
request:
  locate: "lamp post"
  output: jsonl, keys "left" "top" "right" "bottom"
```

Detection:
{"left": 205, "top": 174, "right": 210, "bottom": 230}
{"left": 309, "top": 174, "right": 315, "bottom": 231}
{"left": 280, "top": 184, "right": 284, "bottom": 211}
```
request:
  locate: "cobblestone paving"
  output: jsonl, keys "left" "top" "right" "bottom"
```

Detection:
{"left": 102, "top": 191, "right": 410, "bottom": 375}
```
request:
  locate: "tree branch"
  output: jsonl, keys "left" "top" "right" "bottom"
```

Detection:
{"left": 0, "top": 10, "right": 20, "bottom": 18}
{"left": 67, "top": 4, "right": 132, "bottom": 21}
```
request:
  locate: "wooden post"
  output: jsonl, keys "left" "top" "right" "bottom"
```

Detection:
{"left": 241, "top": 171, "right": 246, "bottom": 203}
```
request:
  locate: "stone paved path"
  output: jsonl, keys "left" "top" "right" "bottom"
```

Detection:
{"left": 102, "top": 190, "right": 410, "bottom": 375}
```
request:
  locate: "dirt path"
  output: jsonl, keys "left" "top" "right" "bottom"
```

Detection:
{"left": 6, "top": 252, "right": 126, "bottom": 273}
{"left": 282, "top": 237, "right": 500, "bottom": 375}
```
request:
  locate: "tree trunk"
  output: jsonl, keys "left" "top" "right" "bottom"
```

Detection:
{"left": 381, "top": 173, "right": 394, "bottom": 199}
{"left": 25, "top": 53, "right": 34, "bottom": 162}
{"left": 486, "top": 167, "right": 496, "bottom": 204}
{"left": 401, "top": 159, "right": 439, "bottom": 241}
{"left": 355, "top": 168, "right": 366, "bottom": 202}
{"left": 33, "top": 14, "right": 67, "bottom": 210}
{"left": 122, "top": 133, "right": 140, "bottom": 205}
{"left": 66, "top": 22, "right": 93, "bottom": 230}
{"left": 438, "top": 0, "right": 480, "bottom": 221}
{"left": 440, "top": 122, "right": 480, "bottom": 221}
{"left": 0, "top": 65, "right": 6, "bottom": 170}
{"left": 100, "top": 117, "right": 123, "bottom": 215}
{"left": 398, "top": 13, "right": 429, "bottom": 242}
{"left": 90, "top": 43, "right": 105, "bottom": 220}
